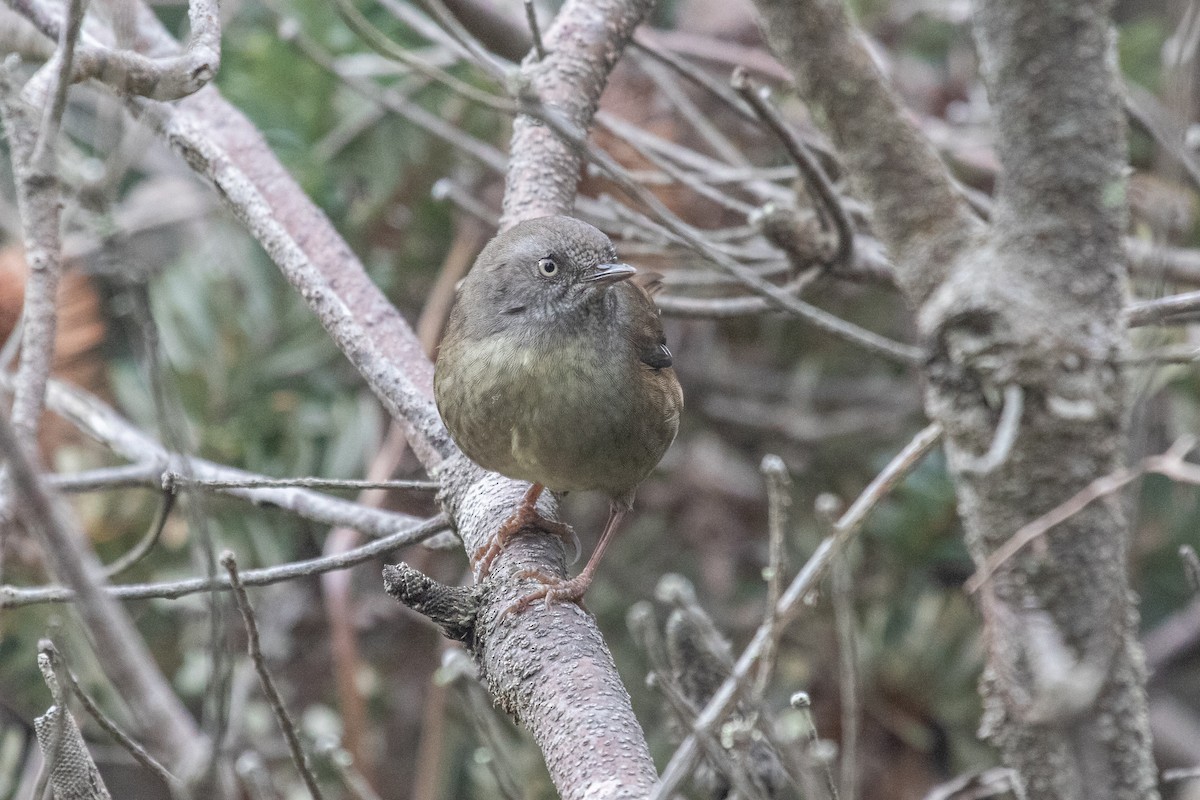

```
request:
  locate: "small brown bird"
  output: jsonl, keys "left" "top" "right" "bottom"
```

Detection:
{"left": 435, "top": 216, "right": 683, "bottom": 612}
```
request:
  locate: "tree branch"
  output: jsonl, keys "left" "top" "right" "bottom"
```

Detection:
{"left": 750, "top": 0, "right": 979, "bottom": 305}
{"left": 499, "top": 0, "right": 655, "bottom": 229}
{"left": 0, "top": 406, "right": 205, "bottom": 776}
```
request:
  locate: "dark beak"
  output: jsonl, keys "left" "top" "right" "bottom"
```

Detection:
{"left": 583, "top": 262, "right": 637, "bottom": 286}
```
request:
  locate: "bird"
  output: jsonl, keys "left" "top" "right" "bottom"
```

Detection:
{"left": 434, "top": 215, "right": 683, "bottom": 613}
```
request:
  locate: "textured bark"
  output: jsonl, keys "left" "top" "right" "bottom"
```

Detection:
{"left": 753, "top": 0, "right": 1158, "bottom": 798}
{"left": 102, "top": 0, "right": 661, "bottom": 796}
{"left": 499, "top": 0, "right": 656, "bottom": 230}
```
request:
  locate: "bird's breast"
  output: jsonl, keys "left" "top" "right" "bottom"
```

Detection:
{"left": 435, "top": 329, "right": 679, "bottom": 496}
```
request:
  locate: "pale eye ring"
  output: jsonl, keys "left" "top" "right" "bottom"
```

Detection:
{"left": 537, "top": 257, "right": 558, "bottom": 277}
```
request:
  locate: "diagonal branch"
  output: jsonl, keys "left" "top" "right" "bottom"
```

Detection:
{"left": 0, "top": 406, "right": 205, "bottom": 774}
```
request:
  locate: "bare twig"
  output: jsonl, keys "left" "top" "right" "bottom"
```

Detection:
{"left": 966, "top": 436, "right": 1198, "bottom": 593}
{"left": 0, "top": 66, "right": 66, "bottom": 451}
{"left": 1127, "top": 289, "right": 1200, "bottom": 326}
{"left": 269, "top": 9, "right": 507, "bottom": 172}
{"left": 39, "top": 641, "right": 187, "bottom": 797}
{"left": 646, "top": 671, "right": 774, "bottom": 800}
{"left": 222, "top": 551, "right": 326, "bottom": 800}
{"left": 732, "top": 68, "right": 854, "bottom": 268}
{"left": 1, "top": 514, "right": 448, "bottom": 608}
{"left": 167, "top": 474, "right": 438, "bottom": 492}
{"left": 30, "top": 0, "right": 85, "bottom": 168}
{"left": 523, "top": 0, "right": 545, "bottom": 60}
{"left": 46, "top": 463, "right": 162, "bottom": 492}
{"left": 1163, "top": 766, "right": 1200, "bottom": 784}
{"left": 0, "top": 373, "right": 428, "bottom": 539}
{"left": 831, "top": 556, "right": 858, "bottom": 800}
{"left": 327, "top": 0, "right": 515, "bottom": 112}
{"left": 755, "top": 454, "right": 790, "bottom": 700}
{"left": 102, "top": 479, "right": 177, "bottom": 578}
{"left": 650, "top": 422, "right": 943, "bottom": 800}
{"left": 0, "top": 404, "right": 203, "bottom": 771}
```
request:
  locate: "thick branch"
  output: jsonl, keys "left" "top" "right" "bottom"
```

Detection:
{"left": 499, "top": 0, "right": 655, "bottom": 228}
{"left": 127, "top": 87, "right": 450, "bottom": 466}
{"left": 751, "top": 1, "right": 1158, "bottom": 798}
{"left": 0, "top": 68, "right": 64, "bottom": 451}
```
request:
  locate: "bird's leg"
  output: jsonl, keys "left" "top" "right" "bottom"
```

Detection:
{"left": 471, "top": 483, "right": 574, "bottom": 581}
{"left": 504, "top": 504, "right": 629, "bottom": 617}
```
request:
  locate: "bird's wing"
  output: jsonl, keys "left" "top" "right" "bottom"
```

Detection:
{"left": 623, "top": 280, "right": 674, "bottom": 370}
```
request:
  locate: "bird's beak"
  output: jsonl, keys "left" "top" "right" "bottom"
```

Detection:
{"left": 583, "top": 262, "right": 637, "bottom": 286}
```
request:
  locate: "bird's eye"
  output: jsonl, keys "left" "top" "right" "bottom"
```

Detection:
{"left": 537, "top": 257, "right": 558, "bottom": 277}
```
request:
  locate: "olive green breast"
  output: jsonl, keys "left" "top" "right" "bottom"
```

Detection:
{"left": 435, "top": 329, "right": 681, "bottom": 499}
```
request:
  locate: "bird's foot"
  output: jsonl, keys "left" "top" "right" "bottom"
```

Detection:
{"left": 471, "top": 507, "right": 574, "bottom": 582}
{"left": 500, "top": 569, "right": 593, "bottom": 618}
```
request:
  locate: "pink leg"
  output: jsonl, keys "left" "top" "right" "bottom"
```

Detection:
{"left": 503, "top": 505, "right": 628, "bottom": 617}
{"left": 471, "top": 484, "right": 573, "bottom": 580}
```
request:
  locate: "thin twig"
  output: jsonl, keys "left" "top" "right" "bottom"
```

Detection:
{"left": 39, "top": 641, "right": 187, "bottom": 797}
{"left": 831, "top": 556, "right": 858, "bottom": 800}
{"left": 755, "top": 454, "right": 790, "bottom": 700}
{"left": 167, "top": 474, "right": 439, "bottom": 492}
{"left": 329, "top": 0, "right": 513, "bottom": 111}
{"left": 270, "top": 10, "right": 507, "bottom": 172}
{"left": 523, "top": 0, "right": 545, "bottom": 59}
{"left": 629, "top": 36, "right": 757, "bottom": 121}
{"left": 790, "top": 691, "right": 839, "bottom": 800}
{"left": 647, "top": 672, "right": 774, "bottom": 800}
{"left": 1, "top": 65, "right": 65, "bottom": 451}
{"left": 732, "top": 67, "right": 854, "bottom": 268}
{"left": 412, "top": 0, "right": 512, "bottom": 80}
{"left": 650, "top": 422, "right": 943, "bottom": 800}
{"left": 1127, "top": 289, "right": 1200, "bottom": 326}
{"left": 30, "top": 0, "right": 85, "bottom": 168}
{"left": 1163, "top": 766, "right": 1200, "bottom": 783}
{"left": 634, "top": 52, "right": 749, "bottom": 167}
{"left": 102, "top": 480, "right": 177, "bottom": 578}
{"left": 1, "top": 514, "right": 448, "bottom": 608}
{"left": 46, "top": 463, "right": 163, "bottom": 492}
{"left": 965, "top": 436, "right": 1199, "bottom": 593}
{"left": 222, "top": 551, "right": 326, "bottom": 800}
{"left": 0, "top": 372, "right": 428, "bottom": 540}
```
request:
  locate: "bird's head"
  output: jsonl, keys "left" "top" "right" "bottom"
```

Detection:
{"left": 462, "top": 216, "right": 637, "bottom": 326}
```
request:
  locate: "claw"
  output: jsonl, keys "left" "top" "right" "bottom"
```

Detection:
{"left": 471, "top": 484, "right": 574, "bottom": 581}
{"left": 500, "top": 570, "right": 592, "bottom": 618}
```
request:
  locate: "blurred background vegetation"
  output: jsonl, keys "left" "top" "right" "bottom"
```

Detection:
{"left": 2, "top": 0, "right": 1200, "bottom": 797}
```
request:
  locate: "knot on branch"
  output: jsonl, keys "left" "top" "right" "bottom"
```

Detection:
{"left": 383, "top": 562, "right": 480, "bottom": 646}
{"left": 751, "top": 202, "right": 829, "bottom": 272}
